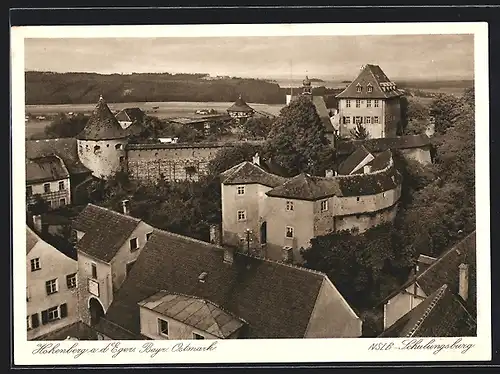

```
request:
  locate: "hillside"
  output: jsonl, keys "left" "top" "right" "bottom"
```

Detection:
{"left": 25, "top": 71, "right": 287, "bottom": 105}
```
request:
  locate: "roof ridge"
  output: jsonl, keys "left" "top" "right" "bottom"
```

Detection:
{"left": 367, "top": 64, "right": 388, "bottom": 94}
{"left": 406, "top": 284, "right": 448, "bottom": 337}
{"left": 86, "top": 203, "right": 142, "bottom": 223}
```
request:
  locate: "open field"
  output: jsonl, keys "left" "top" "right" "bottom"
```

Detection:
{"left": 24, "top": 101, "right": 285, "bottom": 138}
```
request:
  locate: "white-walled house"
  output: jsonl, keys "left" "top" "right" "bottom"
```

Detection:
{"left": 26, "top": 226, "right": 78, "bottom": 340}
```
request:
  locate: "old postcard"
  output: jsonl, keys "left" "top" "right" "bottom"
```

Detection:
{"left": 11, "top": 22, "right": 490, "bottom": 365}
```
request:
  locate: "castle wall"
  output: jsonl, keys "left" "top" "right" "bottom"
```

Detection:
{"left": 77, "top": 139, "right": 127, "bottom": 179}
{"left": 126, "top": 145, "right": 224, "bottom": 182}
{"left": 334, "top": 203, "right": 399, "bottom": 234}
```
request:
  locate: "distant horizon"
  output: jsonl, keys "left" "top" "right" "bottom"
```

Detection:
{"left": 25, "top": 69, "right": 474, "bottom": 83}
{"left": 24, "top": 35, "right": 474, "bottom": 81}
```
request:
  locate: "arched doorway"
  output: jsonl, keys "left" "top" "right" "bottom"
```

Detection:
{"left": 88, "top": 297, "right": 105, "bottom": 326}
{"left": 260, "top": 221, "right": 267, "bottom": 244}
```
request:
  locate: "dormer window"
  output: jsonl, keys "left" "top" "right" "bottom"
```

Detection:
{"left": 356, "top": 83, "right": 362, "bottom": 93}
{"left": 367, "top": 84, "right": 373, "bottom": 93}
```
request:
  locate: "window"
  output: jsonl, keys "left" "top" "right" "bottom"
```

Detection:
{"left": 373, "top": 116, "right": 380, "bottom": 124}
{"left": 91, "top": 263, "right": 97, "bottom": 279}
{"left": 126, "top": 261, "right": 136, "bottom": 276}
{"left": 367, "top": 85, "right": 373, "bottom": 93}
{"left": 28, "top": 314, "right": 39, "bottom": 330}
{"left": 346, "top": 100, "right": 351, "bottom": 108}
{"left": 237, "top": 210, "right": 246, "bottom": 221}
{"left": 58, "top": 181, "right": 65, "bottom": 190}
{"left": 59, "top": 198, "right": 66, "bottom": 206}
{"left": 356, "top": 197, "right": 360, "bottom": 202}
{"left": 146, "top": 232, "right": 152, "bottom": 241}
{"left": 41, "top": 304, "right": 67, "bottom": 324}
{"left": 366, "top": 99, "right": 372, "bottom": 108}
{"left": 46, "top": 279, "right": 58, "bottom": 295}
{"left": 27, "top": 186, "right": 33, "bottom": 196}
{"left": 365, "top": 116, "right": 371, "bottom": 124}
{"left": 193, "top": 332, "right": 205, "bottom": 340}
{"left": 43, "top": 183, "right": 50, "bottom": 193}
{"left": 382, "top": 192, "right": 386, "bottom": 198}
{"left": 115, "top": 144, "right": 122, "bottom": 150}
{"left": 30, "top": 258, "right": 41, "bottom": 272}
{"left": 374, "top": 100, "right": 380, "bottom": 108}
{"left": 286, "top": 226, "right": 294, "bottom": 238}
{"left": 355, "top": 99, "right": 361, "bottom": 108}
{"left": 119, "top": 156, "right": 125, "bottom": 163}
{"left": 321, "top": 200, "right": 328, "bottom": 212}
{"left": 130, "top": 237, "right": 139, "bottom": 251}
{"left": 355, "top": 116, "right": 362, "bottom": 125}
{"left": 94, "top": 145, "right": 101, "bottom": 154}
{"left": 66, "top": 273, "right": 77, "bottom": 289}
{"left": 158, "top": 318, "right": 169, "bottom": 338}
{"left": 237, "top": 186, "right": 245, "bottom": 195}
{"left": 286, "top": 201, "right": 294, "bottom": 211}
{"left": 343, "top": 116, "right": 351, "bottom": 125}
{"left": 356, "top": 84, "right": 362, "bottom": 93}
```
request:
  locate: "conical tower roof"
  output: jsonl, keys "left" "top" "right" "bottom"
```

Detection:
{"left": 227, "top": 95, "right": 255, "bottom": 113}
{"left": 77, "top": 96, "right": 129, "bottom": 140}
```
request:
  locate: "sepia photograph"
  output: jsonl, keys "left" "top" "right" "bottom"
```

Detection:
{"left": 11, "top": 22, "right": 490, "bottom": 364}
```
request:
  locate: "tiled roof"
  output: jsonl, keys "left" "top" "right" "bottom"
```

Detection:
{"left": 139, "top": 291, "right": 246, "bottom": 338}
{"left": 115, "top": 108, "right": 145, "bottom": 123}
{"left": 336, "top": 64, "right": 404, "bottom": 99}
{"left": 76, "top": 96, "right": 130, "bottom": 140}
{"left": 26, "top": 155, "right": 69, "bottom": 184}
{"left": 25, "top": 138, "right": 91, "bottom": 176}
{"left": 368, "top": 150, "right": 393, "bottom": 172}
{"left": 227, "top": 96, "right": 255, "bottom": 113}
{"left": 220, "top": 161, "right": 289, "bottom": 188}
{"left": 266, "top": 159, "right": 401, "bottom": 200}
{"left": 379, "top": 284, "right": 476, "bottom": 337}
{"left": 378, "top": 232, "right": 476, "bottom": 312}
{"left": 96, "top": 228, "right": 351, "bottom": 339}
{"left": 337, "top": 145, "right": 373, "bottom": 175}
{"left": 312, "top": 96, "right": 336, "bottom": 133}
{"left": 26, "top": 226, "right": 40, "bottom": 254}
{"left": 73, "top": 203, "right": 141, "bottom": 263}
{"left": 336, "top": 134, "right": 431, "bottom": 156}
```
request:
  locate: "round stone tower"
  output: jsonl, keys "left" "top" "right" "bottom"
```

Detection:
{"left": 76, "top": 96, "right": 129, "bottom": 179}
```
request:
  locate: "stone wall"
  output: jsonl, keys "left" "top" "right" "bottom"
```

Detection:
{"left": 77, "top": 139, "right": 127, "bottom": 179}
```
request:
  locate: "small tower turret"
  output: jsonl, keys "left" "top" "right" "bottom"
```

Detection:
{"left": 76, "top": 95, "right": 129, "bottom": 179}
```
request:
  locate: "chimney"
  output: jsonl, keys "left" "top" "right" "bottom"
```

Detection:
{"left": 363, "top": 165, "right": 372, "bottom": 174}
{"left": 121, "top": 199, "right": 130, "bottom": 215}
{"left": 223, "top": 247, "right": 234, "bottom": 265}
{"left": 32, "top": 215, "right": 42, "bottom": 233}
{"left": 282, "top": 246, "right": 293, "bottom": 263}
{"left": 209, "top": 224, "right": 222, "bottom": 246}
{"left": 458, "top": 263, "right": 469, "bottom": 302}
{"left": 252, "top": 152, "right": 260, "bottom": 166}
{"left": 325, "top": 169, "right": 334, "bottom": 178}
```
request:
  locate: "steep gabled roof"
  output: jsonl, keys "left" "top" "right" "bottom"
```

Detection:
{"left": 72, "top": 203, "right": 141, "bottom": 263}
{"left": 26, "top": 155, "right": 70, "bottom": 184}
{"left": 312, "top": 96, "right": 336, "bottom": 134}
{"left": 138, "top": 291, "right": 246, "bottom": 338}
{"left": 115, "top": 108, "right": 145, "bottom": 123}
{"left": 336, "top": 64, "right": 404, "bottom": 99}
{"left": 95, "top": 228, "right": 356, "bottom": 339}
{"left": 337, "top": 145, "right": 373, "bottom": 175}
{"left": 220, "top": 161, "right": 288, "bottom": 188}
{"left": 379, "top": 284, "right": 476, "bottom": 337}
{"left": 378, "top": 232, "right": 476, "bottom": 312}
{"left": 26, "top": 226, "right": 40, "bottom": 254}
{"left": 76, "top": 96, "right": 130, "bottom": 140}
{"left": 227, "top": 96, "right": 255, "bottom": 113}
{"left": 25, "top": 138, "right": 91, "bottom": 176}
{"left": 336, "top": 134, "right": 431, "bottom": 156}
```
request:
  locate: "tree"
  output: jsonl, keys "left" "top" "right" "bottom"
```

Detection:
{"left": 402, "top": 97, "right": 431, "bottom": 135}
{"left": 36, "top": 113, "right": 89, "bottom": 139}
{"left": 350, "top": 123, "right": 370, "bottom": 140}
{"left": 429, "top": 93, "right": 461, "bottom": 134}
{"left": 263, "top": 96, "right": 336, "bottom": 176}
{"left": 242, "top": 116, "right": 273, "bottom": 139}
{"left": 207, "top": 142, "right": 262, "bottom": 176}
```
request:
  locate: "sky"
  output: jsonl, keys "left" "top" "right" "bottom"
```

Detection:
{"left": 24, "top": 34, "right": 474, "bottom": 81}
